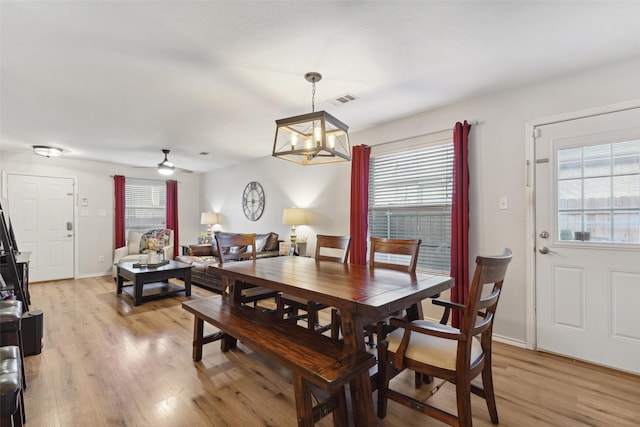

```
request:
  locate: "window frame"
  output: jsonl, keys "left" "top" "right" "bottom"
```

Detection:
{"left": 125, "top": 178, "right": 167, "bottom": 237}
{"left": 368, "top": 130, "right": 453, "bottom": 273}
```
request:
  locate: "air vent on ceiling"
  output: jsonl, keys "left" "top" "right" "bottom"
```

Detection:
{"left": 328, "top": 93, "right": 358, "bottom": 107}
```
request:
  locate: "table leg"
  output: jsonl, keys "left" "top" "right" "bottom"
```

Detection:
{"left": 406, "top": 302, "right": 423, "bottom": 321}
{"left": 117, "top": 274, "right": 123, "bottom": 294}
{"left": 184, "top": 269, "right": 191, "bottom": 297}
{"left": 293, "top": 374, "right": 313, "bottom": 427}
{"left": 134, "top": 278, "right": 143, "bottom": 306}
{"left": 340, "top": 312, "right": 376, "bottom": 426}
{"left": 220, "top": 276, "right": 238, "bottom": 352}
{"left": 193, "top": 316, "right": 204, "bottom": 361}
{"left": 350, "top": 372, "right": 376, "bottom": 426}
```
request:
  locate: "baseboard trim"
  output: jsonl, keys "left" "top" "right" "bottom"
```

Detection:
{"left": 493, "top": 334, "right": 526, "bottom": 348}
{"left": 77, "top": 272, "right": 112, "bottom": 279}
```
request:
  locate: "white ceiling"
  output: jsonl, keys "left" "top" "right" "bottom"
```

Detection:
{"left": 2, "top": 1, "right": 639, "bottom": 173}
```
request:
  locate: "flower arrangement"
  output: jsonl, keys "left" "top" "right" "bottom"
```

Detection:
{"left": 146, "top": 238, "right": 159, "bottom": 251}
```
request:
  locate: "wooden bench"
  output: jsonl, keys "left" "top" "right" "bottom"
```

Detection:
{"left": 182, "top": 296, "right": 376, "bottom": 427}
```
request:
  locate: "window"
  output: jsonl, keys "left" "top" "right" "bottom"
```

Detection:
{"left": 557, "top": 139, "right": 640, "bottom": 243}
{"left": 125, "top": 178, "right": 166, "bottom": 235}
{"left": 369, "top": 135, "right": 453, "bottom": 272}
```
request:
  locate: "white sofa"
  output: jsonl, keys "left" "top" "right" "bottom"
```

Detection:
{"left": 112, "top": 229, "right": 174, "bottom": 278}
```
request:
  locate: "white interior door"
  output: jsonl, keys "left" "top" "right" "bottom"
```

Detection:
{"left": 7, "top": 174, "right": 75, "bottom": 282}
{"left": 535, "top": 107, "right": 640, "bottom": 374}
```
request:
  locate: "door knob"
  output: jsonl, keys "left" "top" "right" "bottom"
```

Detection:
{"left": 539, "top": 246, "right": 550, "bottom": 254}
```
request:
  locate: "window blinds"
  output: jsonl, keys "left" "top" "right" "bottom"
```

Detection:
{"left": 369, "top": 142, "right": 453, "bottom": 272}
{"left": 125, "top": 178, "right": 167, "bottom": 232}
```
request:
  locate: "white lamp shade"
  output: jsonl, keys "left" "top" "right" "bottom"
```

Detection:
{"left": 282, "top": 208, "right": 306, "bottom": 225}
{"left": 200, "top": 212, "right": 219, "bottom": 225}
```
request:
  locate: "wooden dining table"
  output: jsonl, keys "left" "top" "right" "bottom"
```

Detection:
{"left": 214, "top": 255, "right": 454, "bottom": 426}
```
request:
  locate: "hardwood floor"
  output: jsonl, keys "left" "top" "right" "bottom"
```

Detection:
{"left": 23, "top": 276, "right": 640, "bottom": 426}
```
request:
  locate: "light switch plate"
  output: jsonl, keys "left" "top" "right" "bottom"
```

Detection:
{"left": 499, "top": 196, "right": 509, "bottom": 210}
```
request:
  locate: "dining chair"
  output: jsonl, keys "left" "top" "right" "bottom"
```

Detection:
{"left": 215, "top": 233, "right": 279, "bottom": 306}
{"left": 275, "top": 235, "right": 351, "bottom": 332}
{"left": 377, "top": 248, "right": 513, "bottom": 427}
{"left": 363, "top": 237, "right": 422, "bottom": 346}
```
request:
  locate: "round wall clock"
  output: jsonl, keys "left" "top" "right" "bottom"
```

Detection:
{"left": 242, "top": 181, "right": 265, "bottom": 221}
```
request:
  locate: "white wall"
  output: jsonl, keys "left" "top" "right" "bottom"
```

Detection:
{"left": 0, "top": 152, "right": 200, "bottom": 278}
{"left": 200, "top": 56, "right": 640, "bottom": 344}
{"left": 199, "top": 157, "right": 352, "bottom": 253}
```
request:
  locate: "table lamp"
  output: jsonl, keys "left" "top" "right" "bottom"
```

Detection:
{"left": 200, "top": 212, "right": 219, "bottom": 243}
{"left": 282, "top": 208, "right": 306, "bottom": 245}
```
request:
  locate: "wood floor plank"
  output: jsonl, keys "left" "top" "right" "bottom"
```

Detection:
{"left": 22, "top": 276, "right": 640, "bottom": 426}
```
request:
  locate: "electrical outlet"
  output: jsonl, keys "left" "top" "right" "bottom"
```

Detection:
{"left": 99, "top": 256, "right": 105, "bottom": 262}
{"left": 498, "top": 196, "right": 509, "bottom": 210}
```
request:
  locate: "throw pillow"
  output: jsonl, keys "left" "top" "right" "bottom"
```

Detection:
{"left": 140, "top": 229, "right": 172, "bottom": 253}
{"left": 252, "top": 234, "right": 269, "bottom": 253}
{"left": 189, "top": 245, "right": 212, "bottom": 257}
{"left": 127, "top": 231, "right": 143, "bottom": 254}
{"left": 264, "top": 232, "right": 279, "bottom": 251}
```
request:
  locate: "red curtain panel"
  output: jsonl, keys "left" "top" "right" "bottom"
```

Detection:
{"left": 114, "top": 175, "right": 126, "bottom": 248}
{"left": 349, "top": 145, "right": 371, "bottom": 265}
{"left": 166, "top": 180, "right": 179, "bottom": 258}
{"left": 450, "top": 121, "right": 471, "bottom": 327}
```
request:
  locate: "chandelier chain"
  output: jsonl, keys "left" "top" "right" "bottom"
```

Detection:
{"left": 311, "top": 80, "right": 316, "bottom": 113}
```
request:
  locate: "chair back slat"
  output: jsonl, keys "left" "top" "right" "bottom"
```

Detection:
{"left": 476, "top": 288, "right": 501, "bottom": 311}
{"left": 215, "top": 233, "right": 257, "bottom": 266}
{"left": 315, "top": 235, "right": 351, "bottom": 263}
{"left": 369, "top": 237, "right": 421, "bottom": 273}
{"left": 472, "top": 312, "right": 494, "bottom": 336}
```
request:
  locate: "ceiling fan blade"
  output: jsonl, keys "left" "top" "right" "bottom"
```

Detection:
{"left": 131, "top": 149, "right": 192, "bottom": 173}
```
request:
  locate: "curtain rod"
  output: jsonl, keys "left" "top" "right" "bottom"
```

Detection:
{"left": 373, "top": 120, "right": 480, "bottom": 148}
{"left": 110, "top": 175, "right": 180, "bottom": 183}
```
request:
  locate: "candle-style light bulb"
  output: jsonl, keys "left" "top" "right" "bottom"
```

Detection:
{"left": 328, "top": 133, "right": 336, "bottom": 149}
{"left": 291, "top": 133, "right": 298, "bottom": 149}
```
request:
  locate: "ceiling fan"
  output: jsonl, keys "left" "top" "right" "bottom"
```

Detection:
{"left": 135, "top": 149, "right": 193, "bottom": 175}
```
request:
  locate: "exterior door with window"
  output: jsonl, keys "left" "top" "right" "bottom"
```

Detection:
{"left": 7, "top": 174, "right": 75, "bottom": 282}
{"left": 535, "top": 107, "right": 640, "bottom": 374}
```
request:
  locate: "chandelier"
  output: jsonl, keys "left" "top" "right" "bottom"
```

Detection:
{"left": 273, "top": 72, "right": 351, "bottom": 165}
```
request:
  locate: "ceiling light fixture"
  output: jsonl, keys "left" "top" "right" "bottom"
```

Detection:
{"left": 157, "top": 149, "right": 175, "bottom": 176}
{"left": 273, "top": 72, "right": 351, "bottom": 165}
{"left": 32, "top": 145, "right": 63, "bottom": 158}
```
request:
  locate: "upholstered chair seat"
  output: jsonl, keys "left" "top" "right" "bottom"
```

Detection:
{"left": 385, "top": 320, "right": 482, "bottom": 370}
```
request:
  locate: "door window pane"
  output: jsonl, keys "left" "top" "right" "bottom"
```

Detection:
{"left": 613, "top": 212, "right": 640, "bottom": 243}
{"left": 613, "top": 175, "right": 640, "bottom": 208}
{"left": 613, "top": 141, "right": 640, "bottom": 174}
{"left": 583, "top": 144, "right": 610, "bottom": 177}
{"left": 583, "top": 177, "right": 610, "bottom": 209}
{"left": 558, "top": 179, "right": 582, "bottom": 210}
{"left": 558, "top": 147, "right": 582, "bottom": 179}
{"left": 557, "top": 140, "right": 640, "bottom": 243}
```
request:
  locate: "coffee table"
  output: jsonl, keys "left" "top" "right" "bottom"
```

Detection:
{"left": 116, "top": 260, "right": 191, "bottom": 306}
